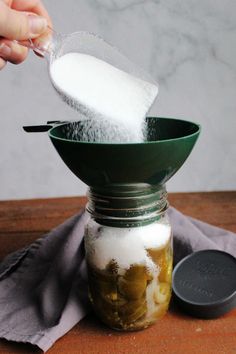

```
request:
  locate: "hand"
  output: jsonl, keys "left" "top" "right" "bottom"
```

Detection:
{"left": 0, "top": 0, "right": 52, "bottom": 70}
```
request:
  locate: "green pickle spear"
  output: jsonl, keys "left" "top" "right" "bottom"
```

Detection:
{"left": 87, "top": 240, "right": 172, "bottom": 330}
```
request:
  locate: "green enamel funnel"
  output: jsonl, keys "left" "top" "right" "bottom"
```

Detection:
{"left": 48, "top": 117, "right": 200, "bottom": 192}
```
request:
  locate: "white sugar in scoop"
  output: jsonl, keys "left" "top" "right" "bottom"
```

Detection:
{"left": 50, "top": 53, "right": 158, "bottom": 142}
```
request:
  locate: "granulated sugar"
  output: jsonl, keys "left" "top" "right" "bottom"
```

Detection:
{"left": 85, "top": 221, "right": 171, "bottom": 271}
{"left": 63, "top": 119, "right": 139, "bottom": 143}
{"left": 50, "top": 53, "right": 158, "bottom": 142}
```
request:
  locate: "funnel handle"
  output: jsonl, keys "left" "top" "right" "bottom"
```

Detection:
{"left": 23, "top": 125, "right": 53, "bottom": 133}
{"left": 23, "top": 121, "right": 68, "bottom": 133}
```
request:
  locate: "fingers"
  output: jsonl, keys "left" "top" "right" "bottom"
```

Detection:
{"left": 0, "top": 57, "right": 7, "bottom": 70}
{"left": 2, "top": 1, "right": 12, "bottom": 6}
{"left": 11, "top": 0, "right": 52, "bottom": 26}
{"left": 11, "top": 1, "right": 53, "bottom": 57}
{"left": 0, "top": 40, "right": 28, "bottom": 65}
{"left": 0, "top": 0, "right": 51, "bottom": 69}
{"left": 0, "top": 1, "right": 48, "bottom": 40}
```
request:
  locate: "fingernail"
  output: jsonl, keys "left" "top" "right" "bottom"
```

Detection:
{"left": 0, "top": 58, "right": 7, "bottom": 70}
{"left": 0, "top": 43, "right": 11, "bottom": 57}
{"left": 28, "top": 15, "right": 47, "bottom": 35}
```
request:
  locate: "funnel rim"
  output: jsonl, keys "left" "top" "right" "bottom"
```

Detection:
{"left": 48, "top": 116, "right": 201, "bottom": 145}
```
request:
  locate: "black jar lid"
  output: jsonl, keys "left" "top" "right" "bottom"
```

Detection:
{"left": 172, "top": 250, "right": 236, "bottom": 319}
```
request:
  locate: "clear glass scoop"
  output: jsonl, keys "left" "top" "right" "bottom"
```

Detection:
{"left": 19, "top": 27, "right": 156, "bottom": 84}
{"left": 20, "top": 28, "right": 158, "bottom": 142}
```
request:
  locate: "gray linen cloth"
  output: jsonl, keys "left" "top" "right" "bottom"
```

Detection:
{"left": 0, "top": 207, "right": 235, "bottom": 352}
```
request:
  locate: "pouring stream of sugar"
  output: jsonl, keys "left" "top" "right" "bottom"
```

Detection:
{"left": 21, "top": 30, "right": 158, "bottom": 142}
{"left": 50, "top": 53, "right": 158, "bottom": 141}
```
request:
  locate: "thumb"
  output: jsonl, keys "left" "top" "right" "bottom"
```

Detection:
{"left": 0, "top": 2, "right": 48, "bottom": 40}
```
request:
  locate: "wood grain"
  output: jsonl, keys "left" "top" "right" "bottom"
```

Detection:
{"left": 0, "top": 192, "right": 235, "bottom": 354}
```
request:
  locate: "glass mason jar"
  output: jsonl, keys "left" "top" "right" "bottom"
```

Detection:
{"left": 84, "top": 185, "right": 173, "bottom": 331}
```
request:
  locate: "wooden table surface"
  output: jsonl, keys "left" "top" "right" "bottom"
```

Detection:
{"left": 0, "top": 192, "right": 235, "bottom": 354}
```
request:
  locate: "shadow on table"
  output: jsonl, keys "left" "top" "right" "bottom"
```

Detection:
{"left": 0, "top": 338, "right": 41, "bottom": 353}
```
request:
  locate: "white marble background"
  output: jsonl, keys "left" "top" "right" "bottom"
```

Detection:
{"left": 0, "top": 0, "right": 235, "bottom": 200}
